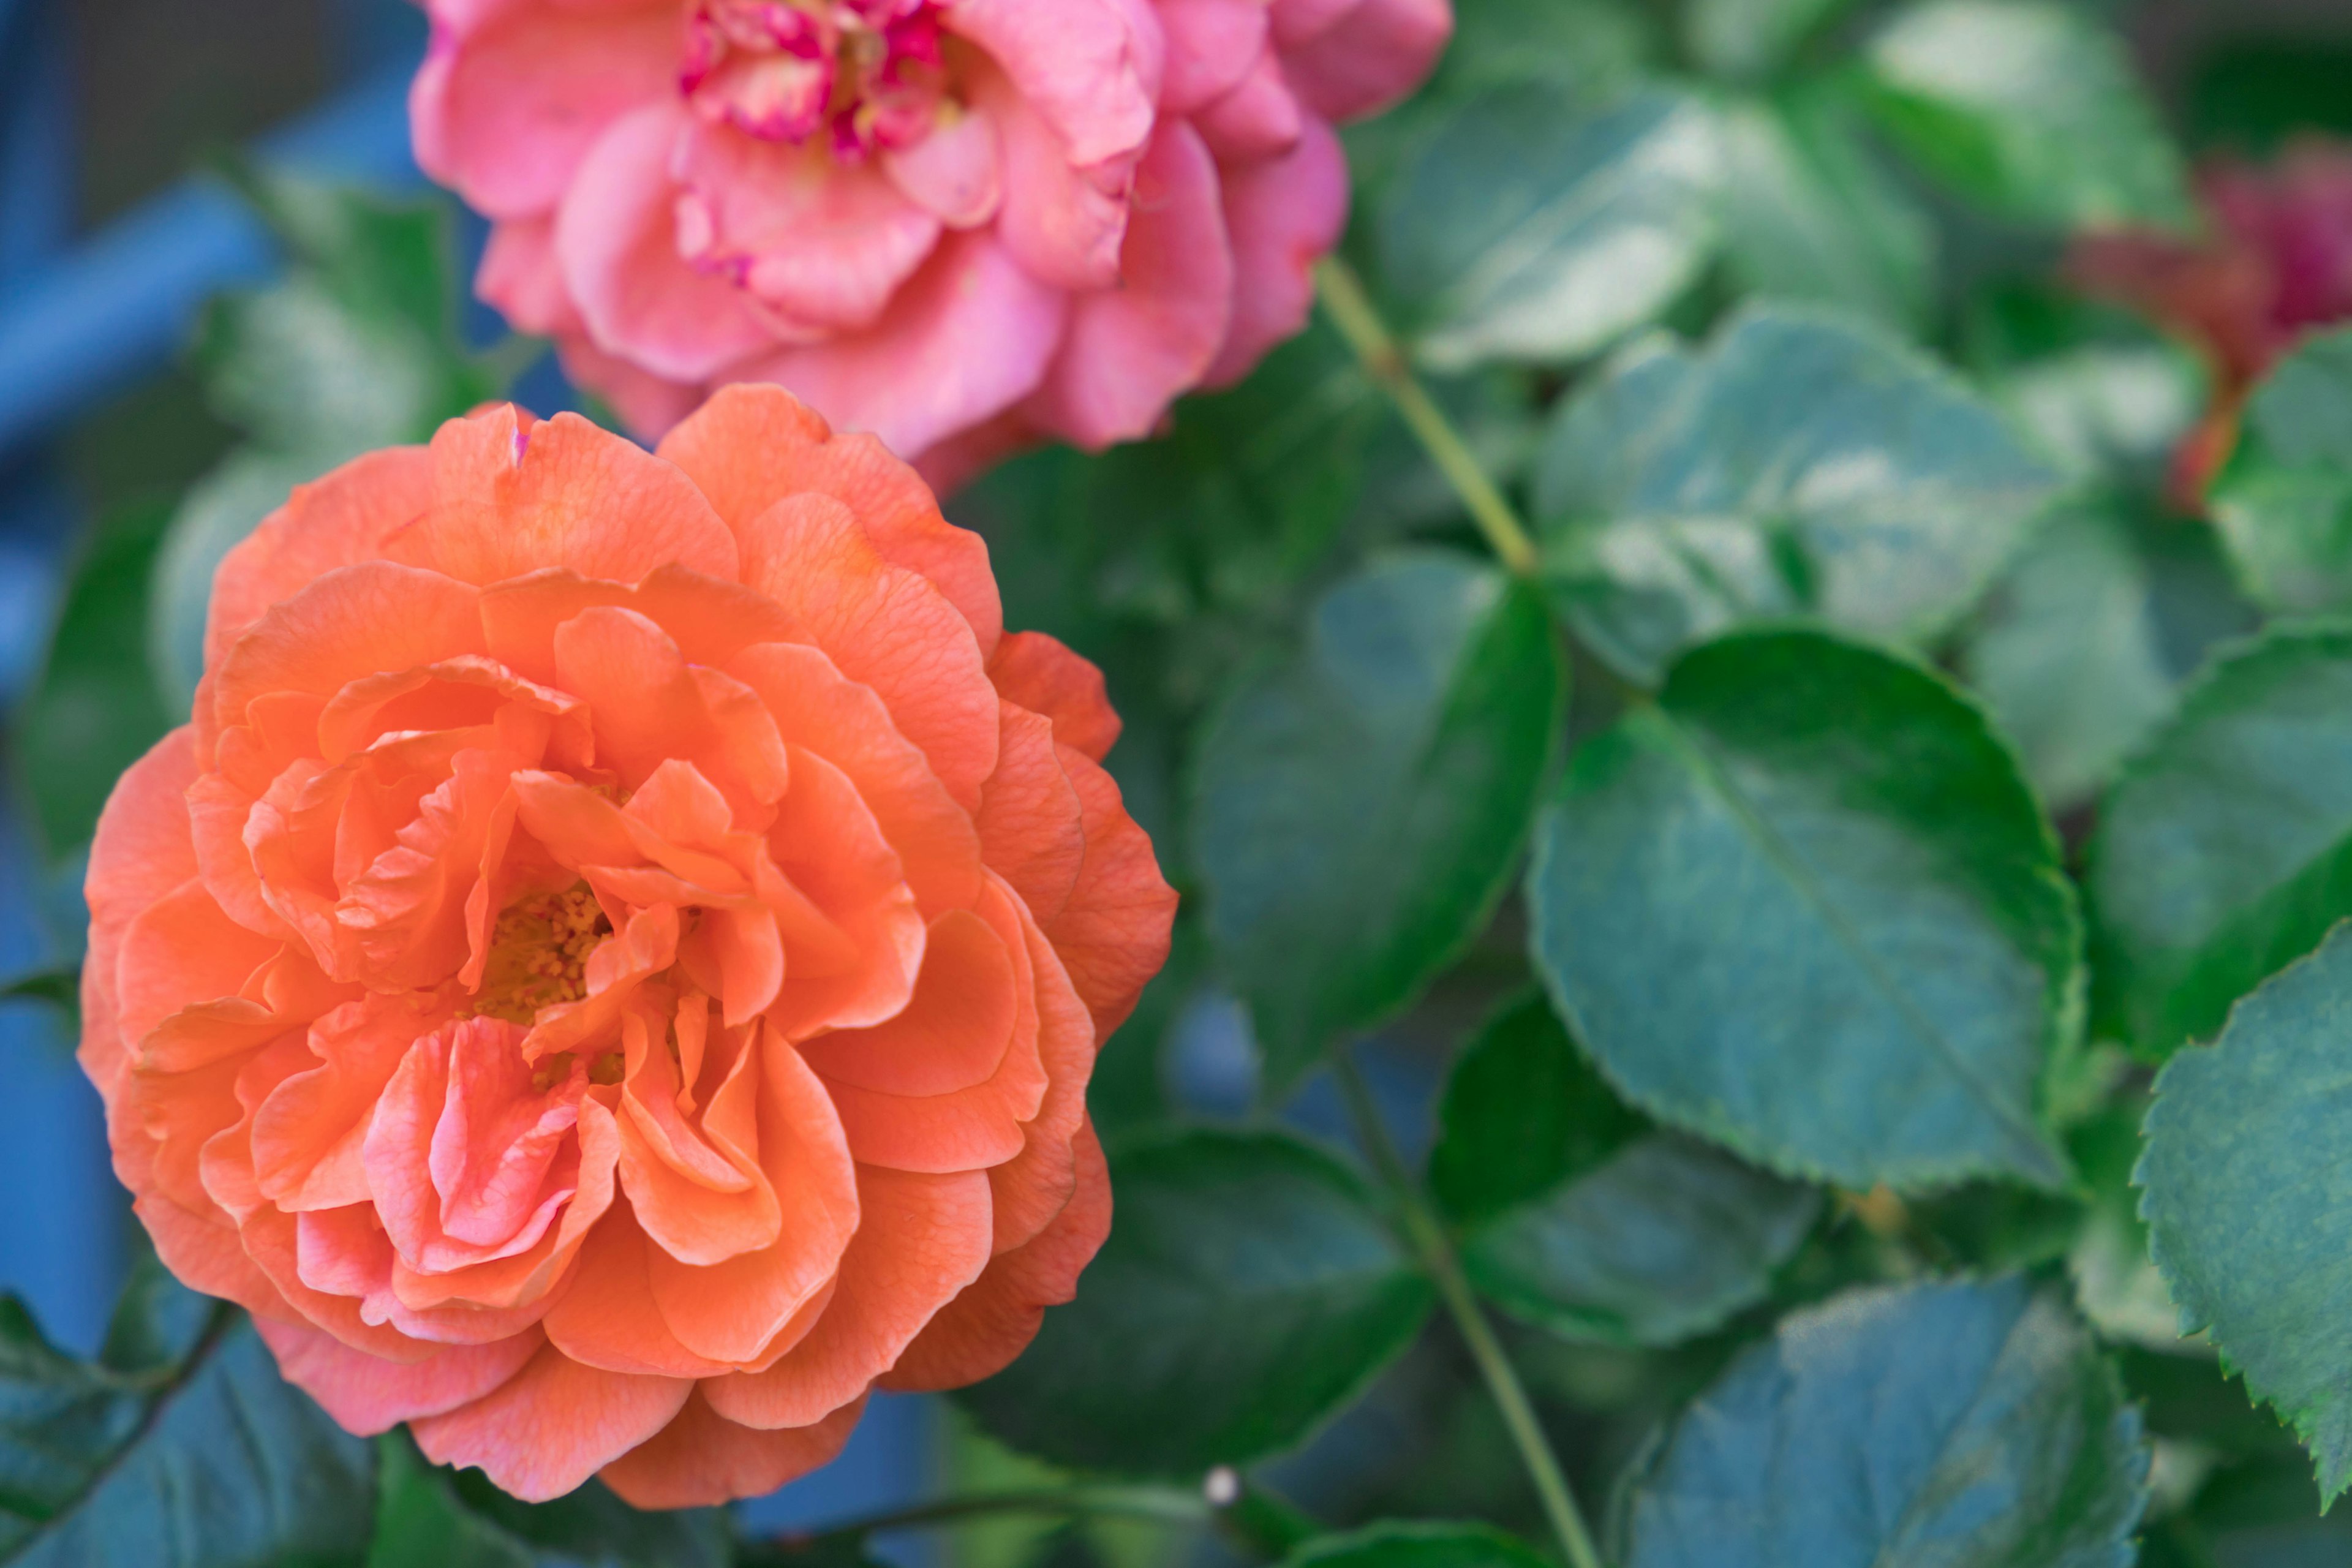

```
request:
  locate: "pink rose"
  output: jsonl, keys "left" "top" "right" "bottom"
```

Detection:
{"left": 410, "top": 0, "right": 1450, "bottom": 485}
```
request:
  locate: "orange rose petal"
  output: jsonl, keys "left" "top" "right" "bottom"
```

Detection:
{"left": 396, "top": 407, "right": 738, "bottom": 589}
{"left": 478, "top": 564, "right": 802, "bottom": 689}
{"left": 552, "top": 607, "right": 790, "bottom": 809}
{"left": 83, "top": 729, "right": 204, "bottom": 1084}
{"left": 703, "top": 1164, "right": 990, "bottom": 1430}
{"left": 974, "top": 700, "right": 1085, "bottom": 921}
{"left": 986, "top": 631, "right": 1121, "bottom": 762}
{"left": 982, "top": 910, "right": 1096, "bottom": 1253}
{"left": 1039, "top": 747, "right": 1178, "bottom": 1038}
{"left": 740, "top": 492, "right": 998, "bottom": 812}
{"left": 656, "top": 383, "right": 1003, "bottom": 655}
{"left": 619, "top": 1022, "right": 782, "bottom": 1265}
{"left": 411, "top": 1340, "right": 694, "bottom": 1503}
{"left": 257, "top": 1316, "right": 543, "bottom": 1436}
{"left": 251, "top": 998, "right": 431, "bottom": 1211}
{"left": 211, "top": 562, "right": 488, "bottom": 739}
{"left": 764, "top": 746, "right": 927, "bottom": 1038}
{"left": 601, "top": 1387, "right": 867, "bottom": 1510}
{"left": 882, "top": 1119, "right": 1110, "bottom": 1392}
{"left": 729, "top": 641, "right": 982, "bottom": 918}
{"left": 133, "top": 1188, "right": 295, "bottom": 1321}
{"left": 646, "top": 1032, "right": 859, "bottom": 1363}
{"left": 207, "top": 447, "right": 438, "bottom": 673}
{"left": 115, "top": 880, "right": 283, "bottom": 1049}
{"left": 542, "top": 1205, "right": 739, "bottom": 1377}
{"left": 237, "top": 1203, "right": 439, "bottom": 1360}
{"left": 799, "top": 908, "right": 1018, "bottom": 1096}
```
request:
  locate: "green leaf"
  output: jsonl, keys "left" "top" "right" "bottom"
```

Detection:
{"left": 1685, "top": 0, "right": 1856, "bottom": 82}
{"left": 1526, "top": 628, "right": 2079, "bottom": 1190}
{"left": 2135, "top": 920, "right": 2352, "bottom": 1502}
{"left": 1857, "top": 0, "right": 2190, "bottom": 228}
{"left": 1, "top": 1303, "right": 375, "bottom": 1567}
{"left": 1427, "top": 991, "right": 1645, "bottom": 1227}
{"left": 957, "top": 1129, "right": 1434, "bottom": 1476}
{"left": 1378, "top": 86, "right": 1721, "bottom": 371}
{"left": 1616, "top": 1276, "right": 2149, "bottom": 1566}
{"left": 1276, "top": 1521, "right": 1550, "bottom": 1568}
{"left": 198, "top": 169, "right": 499, "bottom": 457}
{"left": 2207, "top": 326, "right": 2352, "bottom": 614}
{"left": 17, "top": 500, "right": 176, "bottom": 855}
{"left": 1714, "top": 89, "right": 1934, "bottom": 334}
{"left": 1461, "top": 1133, "right": 1820, "bottom": 1347}
{"left": 1959, "top": 502, "right": 2182, "bottom": 811}
{"left": 1193, "top": 552, "right": 1563, "bottom": 1091}
{"left": 369, "top": 1434, "right": 728, "bottom": 1568}
{"left": 2087, "top": 624, "right": 2352, "bottom": 1058}
{"left": 1531, "top": 305, "right": 2065, "bottom": 685}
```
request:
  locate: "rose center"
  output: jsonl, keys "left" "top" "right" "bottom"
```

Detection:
{"left": 469, "top": 881, "right": 612, "bottom": 1027}
{"left": 680, "top": 0, "right": 949, "bottom": 158}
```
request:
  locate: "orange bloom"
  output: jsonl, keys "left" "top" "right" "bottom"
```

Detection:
{"left": 78, "top": 388, "right": 1175, "bottom": 1506}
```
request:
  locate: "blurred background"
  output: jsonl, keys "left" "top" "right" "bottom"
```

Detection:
{"left": 7, "top": 0, "right": 2352, "bottom": 1554}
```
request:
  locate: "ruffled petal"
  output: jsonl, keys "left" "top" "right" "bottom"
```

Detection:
{"left": 600, "top": 1389, "right": 865, "bottom": 1509}
{"left": 410, "top": 1341, "right": 693, "bottom": 1502}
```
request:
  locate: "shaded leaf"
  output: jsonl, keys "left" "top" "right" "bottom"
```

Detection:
{"left": 2207, "top": 326, "right": 2352, "bottom": 614}
{"left": 17, "top": 500, "right": 175, "bottom": 854}
{"left": 369, "top": 1433, "right": 728, "bottom": 1568}
{"left": 1532, "top": 305, "right": 2065, "bottom": 684}
{"left": 958, "top": 1130, "right": 1434, "bottom": 1476}
{"left": 1379, "top": 86, "right": 1721, "bottom": 371}
{"left": 1616, "top": 1276, "right": 2149, "bottom": 1566}
{"left": 1277, "top": 1522, "right": 1549, "bottom": 1568}
{"left": 1194, "top": 552, "right": 1562, "bottom": 1092}
{"left": 1, "top": 1305, "right": 374, "bottom": 1567}
{"left": 1858, "top": 0, "right": 2190, "bottom": 228}
{"left": 2087, "top": 625, "right": 2352, "bottom": 1058}
{"left": 1715, "top": 89, "right": 1934, "bottom": 333}
{"left": 2139, "top": 920, "right": 2352, "bottom": 1502}
{"left": 1427, "top": 991, "right": 1645, "bottom": 1227}
{"left": 1685, "top": 0, "right": 1856, "bottom": 81}
{"left": 1526, "top": 628, "right": 2078, "bottom": 1190}
{"left": 1461, "top": 1133, "right": 1820, "bottom": 1347}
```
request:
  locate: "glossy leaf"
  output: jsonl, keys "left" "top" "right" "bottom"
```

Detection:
{"left": 1194, "top": 552, "right": 1562, "bottom": 1091}
{"left": 958, "top": 1129, "right": 1434, "bottom": 1476}
{"left": 1379, "top": 86, "right": 1721, "bottom": 371}
{"left": 2207, "top": 326, "right": 2352, "bottom": 614}
{"left": 1858, "top": 0, "right": 2190, "bottom": 228}
{"left": 2137, "top": 921, "right": 2352, "bottom": 1501}
{"left": 1527, "top": 628, "right": 2078, "bottom": 1190}
{"left": 1278, "top": 1522, "right": 1550, "bottom": 1568}
{"left": 2087, "top": 625, "right": 2352, "bottom": 1058}
{"left": 1616, "top": 1276, "right": 2149, "bottom": 1566}
{"left": 1532, "top": 305, "right": 2065, "bottom": 684}
{"left": 1461, "top": 1133, "right": 1820, "bottom": 1347}
{"left": 1427, "top": 991, "right": 1645, "bottom": 1227}
{"left": 1, "top": 1297, "right": 375, "bottom": 1567}
{"left": 1715, "top": 91, "right": 1934, "bottom": 333}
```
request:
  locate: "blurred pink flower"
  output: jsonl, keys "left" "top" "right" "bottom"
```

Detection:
{"left": 2070, "top": 137, "right": 2352, "bottom": 500}
{"left": 413, "top": 0, "right": 1450, "bottom": 485}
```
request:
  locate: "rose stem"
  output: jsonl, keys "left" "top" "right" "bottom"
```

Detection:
{"left": 1311, "top": 255, "right": 1540, "bottom": 579}
{"left": 1330, "top": 1046, "right": 1607, "bottom": 1568}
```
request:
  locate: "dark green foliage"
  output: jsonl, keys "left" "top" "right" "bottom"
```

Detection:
{"left": 957, "top": 1131, "right": 1433, "bottom": 1474}
{"left": 1194, "top": 553, "right": 1562, "bottom": 1090}
{"left": 1528, "top": 628, "right": 2079, "bottom": 1190}
{"left": 1616, "top": 1276, "right": 2149, "bottom": 1566}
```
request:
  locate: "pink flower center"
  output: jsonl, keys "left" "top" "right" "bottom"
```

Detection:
{"left": 680, "top": 0, "right": 949, "bottom": 158}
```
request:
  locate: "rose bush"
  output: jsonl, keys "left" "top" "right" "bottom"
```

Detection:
{"left": 76, "top": 385, "right": 1174, "bottom": 1507}
{"left": 409, "top": 0, "right": 1449, "bottom": 481}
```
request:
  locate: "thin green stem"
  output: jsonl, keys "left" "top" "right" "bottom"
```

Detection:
{"left": 778, "top": 1484, "right": 1213, "bottom": 1548}
{"left": 1330, "top": 1050, "right": 1605, "bottom": 1568}
{"left": 1312, "top": 256, "right": 1541, "bottom": 578}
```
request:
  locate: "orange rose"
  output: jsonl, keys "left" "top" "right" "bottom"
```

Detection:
{"left": 78, "top": 388, "right": 1175, "bottom": 1506}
